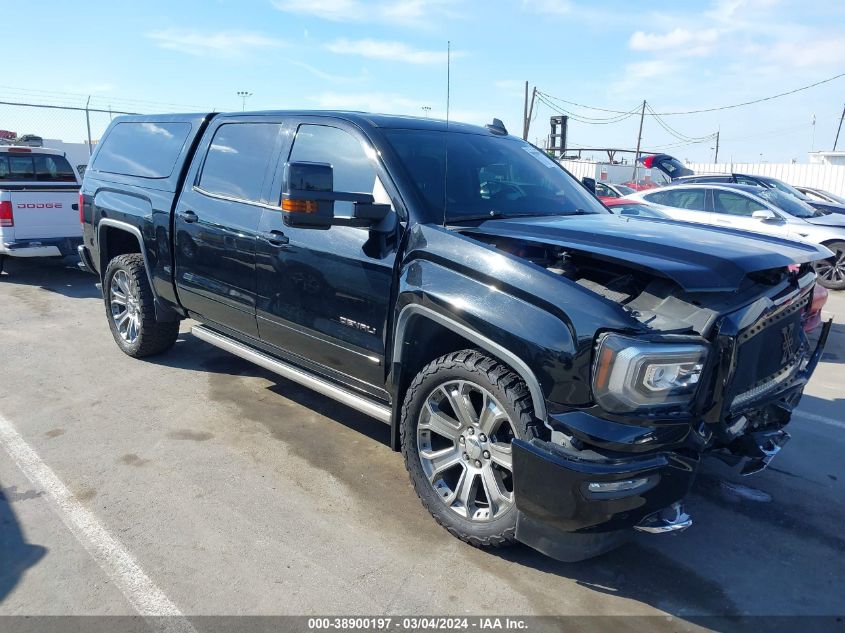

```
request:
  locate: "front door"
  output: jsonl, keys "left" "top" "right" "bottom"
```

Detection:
{"left": 255, "top": 122, "right": 400, "bottom": 394}
{"left": 710, "top": 189, "right": 789, "bottom": 236}
{"left": 174, "top": 121, "right": 283, "bottom": 336}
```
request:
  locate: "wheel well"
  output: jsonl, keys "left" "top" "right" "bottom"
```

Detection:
{"left": 99, "top": 227, "right": 141, "bottom": 276}
{"left": 391, "top": 314, "right": 544, "bottom": 450}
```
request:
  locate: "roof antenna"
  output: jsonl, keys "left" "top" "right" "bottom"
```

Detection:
{"left": 443, "top": 40, "right": 450, "bottom": 227}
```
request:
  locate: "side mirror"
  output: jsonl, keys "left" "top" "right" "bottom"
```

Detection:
{"left": 282, "top": 161, "right": 392, "bottom": 230}
{"left": 752, "top": 209, "right": 778, "bottom": 221}
{"left": 282, "top": 161, "right": 335, "bottom": 229}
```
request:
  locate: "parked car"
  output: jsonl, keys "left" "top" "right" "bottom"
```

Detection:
{"left": 629, "top": 184, "right": 845, "bottom": 289}
{"left": 80, "top": 111, "right": 830, "bottom": 562}
{"left": 796, "top": 186, "right": 845, "bottom": 210}
{"left": 581, "top": 178, "right": 638, "bottom": 203}
{"left": 675, "top": 173, "right": 845, "bottom": 216}
{"left": 603, "top": 197, "right": 670, "bottom": 218}
{"left": 637, "top": 154, "right": 693, "bottom": 179}
{"left": 0, "top": 146, "right": 82, "bottom": 274}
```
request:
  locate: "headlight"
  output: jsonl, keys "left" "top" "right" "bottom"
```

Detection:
{"left": 593, "top": 334, "right": 708, "bottom": 413}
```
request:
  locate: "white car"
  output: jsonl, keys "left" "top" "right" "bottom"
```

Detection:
{"left": 627, "top": 183, "right": 845, "bottom": 289}
{"left": 0, "top": 146, "right": 82, "bottom": 274}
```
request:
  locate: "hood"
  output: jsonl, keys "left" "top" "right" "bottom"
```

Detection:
{"left": 805, "top": 212, "right": 845, "bottom": 227}
{"left": 462, "top": 214, "right": 830, "bottom": 292}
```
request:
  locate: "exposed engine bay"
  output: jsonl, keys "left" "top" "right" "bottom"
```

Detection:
{"left": 469, "top": 233, "right": 813, "bottom": 337}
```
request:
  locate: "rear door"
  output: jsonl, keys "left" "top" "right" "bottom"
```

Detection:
{"left": 640, "top": 188, "right": 712, "bottom": 225}
{"left": 711, "top": 189, "right": 789, "bottom": 236}
{"left": 174, "top": 118, "right": 284, "bottom": 337}
{"left": 1, "top": 151, "right": 80, "bottom": 240}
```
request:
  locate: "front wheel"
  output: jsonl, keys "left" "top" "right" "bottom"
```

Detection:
{"left": 815, "top": 241, "right": 845, "bottom": 290}
{"left": 103, "top": 254, "right": 179, "bottom": 357}
{"left": 401, "top": 350, "right": 541, "bottom": 548}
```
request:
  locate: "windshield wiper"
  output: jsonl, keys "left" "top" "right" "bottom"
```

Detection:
{"left": 448, "top": 210, "right": 595, "bottom": 224}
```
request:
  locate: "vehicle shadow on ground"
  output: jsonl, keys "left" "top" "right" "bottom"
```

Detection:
{"left": 819, "top": 322, "right": 845, "bottom": 365}
{"left": 0, "top": 481, "right": 47, "bottom": 604}
{"left": 796, "top": 393, "right": 845, "bottom": 423}
{"left": 150, "top": 332, "right": 392, "bottom": 446}
{"left": 0, "top": 257, "right": 100, "bottom": 300}
{"left": 153, "top": 332, "right": 843, "bottom": 619}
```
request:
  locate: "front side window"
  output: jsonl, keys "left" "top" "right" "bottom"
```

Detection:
{"left": 595, "top": 182, "right": 616, "bottom": 198}
{"left": 713, "top": 191, "right": 766, "bottom": 216}
{"left": 288, "top": 124, "right": 379, "bottom": 215}
{"left": 199, "top": 123, "right": 281, "bottom": 202}
{"left": 756, "top": 188, "right": 817, "bottom": 218}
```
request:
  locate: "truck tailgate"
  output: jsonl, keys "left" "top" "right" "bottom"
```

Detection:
{"left": 6, "top": 188, "right": 81, "bottom": 240}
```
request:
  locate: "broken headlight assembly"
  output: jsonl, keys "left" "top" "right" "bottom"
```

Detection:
{"left": 592, "top": 334, "right": 708, "bottom": 413}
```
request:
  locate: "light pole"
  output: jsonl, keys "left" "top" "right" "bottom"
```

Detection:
{"left": 237, "top": 91, "right": 253, "bottom": 111}
{"left": 421, "top": 106, "right": 431, "bottom": 118}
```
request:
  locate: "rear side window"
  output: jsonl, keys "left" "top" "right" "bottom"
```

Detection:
{"left": 197, "top": 123, "right": 281, "bottom": 202}
{"left": 0, "top": 153, "right": 77, "bottom": 182}
{"left": 663, "top": 188, "right": 707, "bottom": 211}
{"left": 94, "top": 121, "right": 192, "bottom": 179}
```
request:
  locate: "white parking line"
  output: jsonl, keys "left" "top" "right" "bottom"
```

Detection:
{"left": 0, "top": 413, "right": 196, "bottom": 633}
{"left": 793, "top": 410, "right": 845, "bottom": 430}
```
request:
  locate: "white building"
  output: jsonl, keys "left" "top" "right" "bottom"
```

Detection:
{"left": 808, "top": 151, "right": 845, "bottom": 166}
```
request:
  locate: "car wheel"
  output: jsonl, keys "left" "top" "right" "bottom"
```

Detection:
{"left": 103, "top": 254, "right": 179, "bottom": 357}
{"left": 401, "top": 350, "right": 541, "bottom": 548}
{"left": 815, "top": 241, "right": 845, "bottom": 290}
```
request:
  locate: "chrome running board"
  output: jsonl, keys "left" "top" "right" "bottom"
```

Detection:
{"left": 192, "top": 325, "right": 391, "bottom": 424}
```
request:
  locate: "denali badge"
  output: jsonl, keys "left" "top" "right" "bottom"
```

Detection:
{"left": 781, "top": 323, "right": 796, "bottom": 363}
{"left": 340, "top": 316, "right": 376, "bottom": 335}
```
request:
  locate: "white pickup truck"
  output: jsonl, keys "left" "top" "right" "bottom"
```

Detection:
{"left": 0, "top": 146, "right": 82, "bottom": 274}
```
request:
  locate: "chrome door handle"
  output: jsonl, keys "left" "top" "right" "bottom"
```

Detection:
{"left": 262, "top": 230, "right": 289, "bottom": 246}
{"left": 178, "top": 210, "right": 198, "bottom": 223}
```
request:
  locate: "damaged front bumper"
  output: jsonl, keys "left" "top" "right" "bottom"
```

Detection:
{"left": 510, "top": 318, "right": 831, "bottom": 562}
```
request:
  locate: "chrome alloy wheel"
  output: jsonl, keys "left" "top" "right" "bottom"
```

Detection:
{"left": 815, "top": 245, "right": 845, "bottom": 285}
{"left": 417, "top": 380, "right": 516, "bottom": 522}
{"left": 109, "top": 270, "right": 141, "bottom": 344}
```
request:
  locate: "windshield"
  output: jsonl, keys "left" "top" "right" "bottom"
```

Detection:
{"left": 382, "top": 129, "right": 607, "bottom": 222}
{"left": 615, "top": 184, "right": 636, "bottom": 195}
{"left": 759, "top": 176, "right": 810, "bottom": 201}
{"left": 756, "top": 188, "right": 817, "bottom": 218}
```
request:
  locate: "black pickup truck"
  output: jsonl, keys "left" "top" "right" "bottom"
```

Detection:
{"left": 79, "top": 111, "right": 831, "bottom": 562}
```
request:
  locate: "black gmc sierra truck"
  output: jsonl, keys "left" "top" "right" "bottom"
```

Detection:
{"left": 79, "top": 111, "right": 831, "bottom": 561}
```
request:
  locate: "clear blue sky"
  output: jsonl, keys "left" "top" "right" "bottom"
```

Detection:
{"left": 2, "top": 0, "right": 844, "bottom": 163}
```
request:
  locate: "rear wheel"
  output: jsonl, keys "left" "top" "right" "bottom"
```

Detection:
{"left": 401, "top": 350, "right": 540, "bottom": 548}
{"left": 815, "top": 241, "right": 845, "bottom": 290}
{"left": 103, "top": 254, "right": 179, "bottom": 357}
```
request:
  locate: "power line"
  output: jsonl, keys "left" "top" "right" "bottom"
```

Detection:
{"left": 535, "top": 93, "right": 638, "bottom": 125}
{"left": 538, "top": 71, "right": 845, "bottom": 117}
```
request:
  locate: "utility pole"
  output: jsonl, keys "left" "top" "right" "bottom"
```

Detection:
{"left": 834, "top": 103, "right": 845, "bottom": 151}
{"left": 523, "top": 83, "right": 536, "bottom": 141}
{"left": 714, "top": 129, "right": 720, "bottom": 163}
{"left": 85, "top": 95, "right": 93, "bottom": 156}
{"left": 632, "top": 99, "right": 646, "bottom": 181}
{"left": 236, "top": 91, "right": 252, "bottom": 111}
{"left": 523, "top": 81, "right": 529, "bottom": 140}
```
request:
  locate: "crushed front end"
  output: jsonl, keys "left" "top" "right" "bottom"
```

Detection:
{"left": 510, "top": 263, "right": 830, "bottom": 561}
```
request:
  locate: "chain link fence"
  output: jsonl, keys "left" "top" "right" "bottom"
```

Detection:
{"left": 0, "top": 100, "right": 138, "bottom": 175}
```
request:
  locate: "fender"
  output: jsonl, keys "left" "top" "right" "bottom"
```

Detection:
{"left": 393, "top": 303, "right": 549, "bottom": 423}
{"left": 97, "top": 218, "right": 180, "bottom": 322}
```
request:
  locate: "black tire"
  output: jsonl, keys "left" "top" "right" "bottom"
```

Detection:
{"left": 401, "top": 349, "right": 541, "bottom": 548}
{"left": 815, "top": 241, "right": 845, "bottom": 290}
{"left": 103, "top": 254, "right": 179, "bottom": 357}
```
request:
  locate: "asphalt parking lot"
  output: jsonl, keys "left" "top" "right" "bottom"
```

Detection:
{"left": 1, "top": 257, "right": 844, "bottom": 626}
